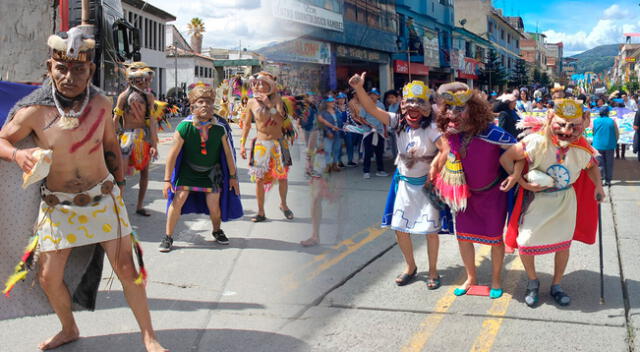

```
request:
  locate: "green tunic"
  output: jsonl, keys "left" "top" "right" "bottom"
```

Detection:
{"left": 176, "top": 121, "right": 226, "bottom": 189}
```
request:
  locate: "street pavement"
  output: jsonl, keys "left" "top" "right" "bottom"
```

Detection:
{"left": 0, "top": 118, "right": 639, "bottom": 352}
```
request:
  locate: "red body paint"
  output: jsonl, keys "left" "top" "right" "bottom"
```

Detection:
{"left": 77, "top": 106, "right": 93, "bottom": 123}
{"left": 70, "top": 108, "right": 105, "bottom": 153}
{"left": 88, "top": 142, "right": 102, "bottom": 155}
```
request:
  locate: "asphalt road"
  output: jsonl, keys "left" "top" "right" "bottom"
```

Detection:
{"left": 0, "top": 118, "right": 638, "bottom": 352}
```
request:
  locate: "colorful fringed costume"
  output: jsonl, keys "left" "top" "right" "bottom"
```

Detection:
{"left": 440, "top": 125, "right": 516, "bottom": 245}
{"left": 505, "top": 133, "right": 598, "bottom": 254}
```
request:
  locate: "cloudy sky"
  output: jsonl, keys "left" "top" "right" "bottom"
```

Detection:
{"left": 145, "top": 0, "right": 640, "bottom": 56}
{"left": 144, "top": 0, "right": 297, "bottom": 51}
{"left": 494, "top": 0, "right": 640, "bottom": 56}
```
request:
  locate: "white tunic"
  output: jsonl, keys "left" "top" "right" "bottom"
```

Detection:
{"left": 517, "top": 133, "right": 594, "bottom": 255}
{"left": 384, "top": 113, "right": 442, "bottom": 234}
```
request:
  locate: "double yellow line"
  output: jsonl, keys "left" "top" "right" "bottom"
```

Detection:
{"left": 402, "top": 247, "right": 524, "bottom": 352}
{"left": 282, "top": 224, "right": 389, "bottom": 291}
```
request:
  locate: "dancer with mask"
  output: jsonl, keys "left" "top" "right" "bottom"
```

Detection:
{"left": 501, "top": 99, "right": 604, "bottom": 307}
{"left": 435, "top": 82, "right": 518, "bottom": 299}
{"left": 239, "top": 72, "right": 294, "bottom": 222}
{"left": 349, "top": 73, "right": 448, "bottom": 289}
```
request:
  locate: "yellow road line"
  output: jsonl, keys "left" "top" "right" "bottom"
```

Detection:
{"left": 282, "top": 224, "right": 389, "bottom": 291}
{"left": 401, "top": 245, "right": 492, "bottom": 352}
{"left": 469, "top": 256, "right": 525, "bottom": 352}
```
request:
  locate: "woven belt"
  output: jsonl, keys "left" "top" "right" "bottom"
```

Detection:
{"left": 42, "top": 181, "right": 114, "bottom": 207}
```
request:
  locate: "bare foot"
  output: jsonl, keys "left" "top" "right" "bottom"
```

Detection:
{"left": 38, "top": 328, "right": 80, "bottom": 350}
{"left": 300, "top": 237, "right": 319, "bottom": 247}
{"left": 145, "top": 338, "right": 169, "bottom": 352}
{"left": 457, "top": 278, "right": 477, "bottom": 291}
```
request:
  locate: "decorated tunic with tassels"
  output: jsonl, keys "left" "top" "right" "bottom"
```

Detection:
{"left": 443, "top": 125, "right": 516, "bottom": 245}
{"left": 175, "top": 120, "right": 226, "bottom": 191}
{"left": 509, "top": 133, "right": 596, "bottom": 255}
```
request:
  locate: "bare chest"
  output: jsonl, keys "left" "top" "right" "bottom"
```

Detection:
{"left": 36, "top": 105, "right": 107, "bottom": 156}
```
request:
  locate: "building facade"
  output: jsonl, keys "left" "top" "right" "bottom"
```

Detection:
{"left": 165, "top": 50, "right": 216, "bottom": 99}
{"left": 122, "top": 0, "right": 176, "bottom": 96}
{"left": 520, "top": 32, "right": 548, "bottom": 77}
{"left": 266, "top": 0, "right": 397, "bottom": 93}
{"left": 454, "top": 0, "right": 523, "bottom": 77}
{"left": 451, "top": 27, "right": 492, "bottom": 88}
{"left": 545, "top": 42, "right": 564, "bottom": 81}
{"left": 392, "top": 0, "right": 455, "bottom": 89}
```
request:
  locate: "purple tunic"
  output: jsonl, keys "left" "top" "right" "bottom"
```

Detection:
{"left": 449, "top": 134, "right": 508, "bottom": 245}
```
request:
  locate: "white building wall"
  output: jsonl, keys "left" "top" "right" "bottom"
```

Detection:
{"left": 122, "top": 3, "right": 172, "bottom": 95}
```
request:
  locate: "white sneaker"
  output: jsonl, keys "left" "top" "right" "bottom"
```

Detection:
{"left": 376, "top": 171, "right": 389, "bottom": 177}
{"left": 363, "top": 173, "right": 371, "bottom": 179}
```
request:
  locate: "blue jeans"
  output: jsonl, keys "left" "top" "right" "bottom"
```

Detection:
{"left": 324, "top": 135, "right": 341, "bottom": 164}
{"left": 597, "top": 149, "right": 615, "bottom": 183}
{"left": 342, "top": 132, "right": 362, "bottom": 163}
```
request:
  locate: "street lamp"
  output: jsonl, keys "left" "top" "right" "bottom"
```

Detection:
{"left": 168, "top": 42, "right": 178, "bottom": 100}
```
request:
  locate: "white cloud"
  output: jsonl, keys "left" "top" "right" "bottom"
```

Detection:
{"left": 543, "top": 4, "right": 640, "bottom": 53}
{"left": 145, "top": 0, "right": 295, "bottom": 50}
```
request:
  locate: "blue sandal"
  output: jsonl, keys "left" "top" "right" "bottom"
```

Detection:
{"left": 550, "top": 285, "right": 571, "bottom": 306}
{"left": 524, "top": 279, "right": 540, "bottom": 308}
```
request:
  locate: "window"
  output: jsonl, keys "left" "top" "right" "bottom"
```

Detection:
{"left": 465, "top": 41, "right": 472, "bottom": 58}
{"left": 507, "top": 34, "right": 510, "bottom": 45}
{"left": 144, "top": 18, "right": 149, "bottom": 48}
{"left": 432, "top": 2, "right": 434, "bottom": 13}
{"left": 488, "top": 21, "right": 493, "bottom": 34}
{"left": 516, "top": 39, "right": 519, "bottom": 49}
{"left": 195, "top": 66, "right": 199, "bottom": 76}
{"left": 500, "top": 29, "right": 504, "bottom": 41}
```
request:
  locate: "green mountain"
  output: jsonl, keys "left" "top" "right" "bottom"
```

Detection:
{"left": 570, "top": 44, "right": 619, "bottom": 74}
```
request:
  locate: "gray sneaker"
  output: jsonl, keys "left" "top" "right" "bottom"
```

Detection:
{"left": 158, "top": 235, "right": 173, "bottom": 252}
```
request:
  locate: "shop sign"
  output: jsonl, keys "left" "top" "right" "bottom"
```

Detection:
{"left": 272, "top": 0, "right": 344, "bottom": 32}
{"left": 457, "top": 57, "right": 479, "bottom": 80}
{"left": 394, "top": 60, "right": 429, "bottom": 76}
{"left": 423, "top": 29, "right": 440, "bottom": 68}
{"left": 336, "top": 44, "right": 387, "bottom": 64}
{"left": 262, "top": 38, "right": 331, "bottom": 65}
{"left": 450, "top": 49, "right": 465, "bottom": 71}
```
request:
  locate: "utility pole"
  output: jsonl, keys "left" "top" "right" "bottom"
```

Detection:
{"left": 398, "top": 48, "right": 419, "bottom": 81}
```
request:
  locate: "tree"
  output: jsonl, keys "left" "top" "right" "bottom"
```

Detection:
{"left": 533, "top": 68, "right": 541, "bottom": 83}
{"left": 187, "top": 17, "right": 205, "bottom": 54}
{"left": 626, "top": 73, "right": 640, "bottom": 95}
{"left": 540, "top": 72, "right": 550, "bottom": 86}
{"left": 478, "top": 50, "right": 507, "bottom": 91}
{"left": 513, "top": 59, "right": 529, "bottom": 87}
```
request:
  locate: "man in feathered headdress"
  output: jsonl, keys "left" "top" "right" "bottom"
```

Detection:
{"left": 239, "top": 71, "right": 294, "bottom": 222}
{"left": 501, "top": 99, "right": 605, "bottom": 308}
{"left": 0, "top": 26, "right": 166, "bottom": 351}
{"left": 161, "top": 83, "right": 243, "bottom": 252}
{"left": 113, "top": 61, "right": 158, "bottom": 217}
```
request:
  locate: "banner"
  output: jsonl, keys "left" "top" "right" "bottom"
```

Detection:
{"left": 261, "top": 38, "right": 331, "bottom": 65}
{"left": 272, "top": 0, "right": 344, "bottom": 32}
{"left": 423, "top": 29, "right": 440, "bottom": 68}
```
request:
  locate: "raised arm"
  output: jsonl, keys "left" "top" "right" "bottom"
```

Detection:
{"left": 348, "top": 72, "right": 390, "bottom": 125}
